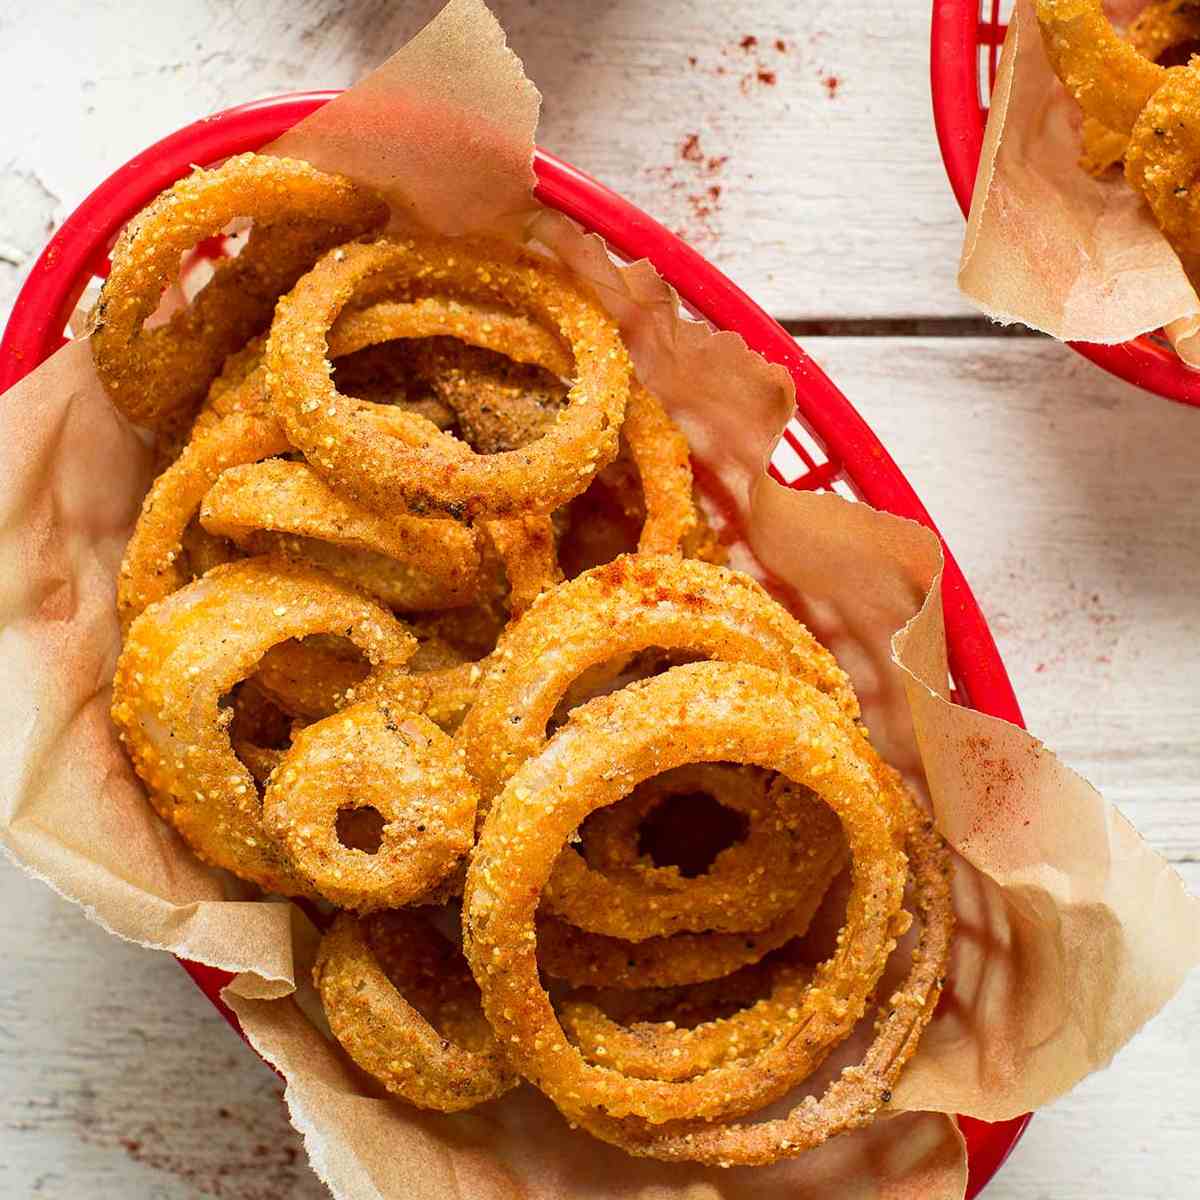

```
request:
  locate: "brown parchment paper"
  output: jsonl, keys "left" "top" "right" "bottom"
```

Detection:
{"left": 958, "top": 0, "right": 1200, "bottom": 363}
{"left": 1, "top": 1, "right": 1198, "bottom": 1197}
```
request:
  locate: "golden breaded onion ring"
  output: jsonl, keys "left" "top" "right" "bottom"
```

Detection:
{"left": 544, "top": 768, "right": 845, "bottom": 940}
{"left": 1078, "top": 1, "right": 1200, "bottom": 175}
{"left": 117, "top": 412, "right": 291, "bottom": 631}
{"left": 1126, "top": 66, "right": 1200, "bottom": 257}
{"left": 266, "top": 236, "right": 632, "bottom": 521}
{"left": 263, "top": 699, "right": 477, "bottom": 911}
{"left": 534, "top": 869, "right": 839, "bottom": 991}
{"left": 110, "top": 557, "right": 415, "bottom": 893}
{"left": 315, "top": 910, "right": 516, "bottom": 1112}
{"left": 484, "top": 515, "right": 563, "bottom": 617}
{"left": 622, "top": 384, "right": 696, "bottom": 555}
{"left": 330, "top": 296, "right": 573, "bottom": 376}
{"left": 580, "top": 809, "right": 953, "bottom": 1165}
{"left": 1035, "top": 0, "right": 1176, "bottom": 134}
{"left": 463, "top": 661, "right": 909, "bottom": 1127}
{"left": 458, "top": 554, "right": 858, "bottom": 823}
{"left": 199, "top": 458, "right": 480, "bottom": 609}
{"left": 92, "top": 154, "right": 387, "bottom": 429}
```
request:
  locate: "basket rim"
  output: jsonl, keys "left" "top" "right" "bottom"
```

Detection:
{"left": 929, "top": 0, "right": 1200, "bottom": 407}
{"left": 0, "top": 88, "right": 1030, "bottom": 1196}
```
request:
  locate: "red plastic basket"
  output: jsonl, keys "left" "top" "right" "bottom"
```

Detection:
{"left": 0, "top": 90, "right": 1029, "bottom": 1196}
{"left": 931, "top": 0, "right": 1200, "bottom": 407}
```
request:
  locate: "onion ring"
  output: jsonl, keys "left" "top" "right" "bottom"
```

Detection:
{"left": 621, "top": 384, "right": 696, "bottom": 555}
{"left": 562, "top": 940, "right": 812, "bottom": 1033}
{"left": 1079, "top": 1, "right": 1200, "bottom": 175}
{"left": 535, "top": 850, "right": 843, "bottom": 991}
{"left": 579, "top": 808, "right": 953, "bottom": 1166}
{"left": 255, "top": 630, "right": 482, "bottom": 735}
{"left": 111, "top": 557, "right": 415, "bottom": 893}
{"left": 1126, "top": 66, "right": 1200, "bottom": 257}
{"left": 464, "top": 661, "right": 908, "bottom": 1126}
{"left": 199, "top": 458, "right": 480, "bottom": 608}
{"left": 330, "top": 296, "right": 573, "bottom": 376}
{"left": 543, "top": 768, "right": 845, "bottom": 940}
{"left": 315, "top": 910, "right": 516, "bottom": 1112}
{"left": 266, "top": 236, "right": 632, "bottom": 521}
{"left": 263, "top": 698, "right": 476, "bottom": 910}
{"left": 484, "top": 515, "right": 563, "bottom": 617}
{"left": 117, "top": 412, "right": 291, "bottom": 631}
{"left": 458, "top": 553, "right": 858, "bottom": 825}
{"left": 92, "top": 154, "right": 387, "bottom": 429}
{"left": 1035, "top": 0, "right": 1175, "bottom": 134}
{"left": 559, "top": 952, "right": 821, "bottom": 1083}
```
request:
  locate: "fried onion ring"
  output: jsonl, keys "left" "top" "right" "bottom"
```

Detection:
{"left": 1126, "top": 65, "right": 1200, "bottom": 257}
{"left": 621, "top": 384, "right": 696, "bottom": 555}
{"left": 464, "top": 661, "right": 908, "bottom": 1126}
{"left": 315, "top": 910, "right": 516, "bottom": 1111}
{"left": 266, "top": 236, "right": 631, "bottom": 520}
{"left": 1079, "top": 1, "right": 1200, "bottom": 175}
{"left": 542, "top": 768, "right": 845, "bottom": 940}
{"left": 118, "top": 412, "right": 291, "bottom": 632}
{"left": 484, "top": 515, "right": 563, "bottom": 617}
{"left": 330, "top": 296, "right": 573, "bottom": 376}
{"left": 111, "top": 557, "right": 415, "bottom": 893}
{"left": 263, "top": 699, "right": 476, "bottom": 910}
{"left": 199, "top": 458, "right": 480, "bottom": 609}
{"left": 92, "top": 154, "right": 387, "bottom": 428}
{"left": 1035, "top": 0, "right": 1175, "bottom": 134}
{"left": 535, "top": 851, "right": 843, "bottom": 991}
{"left": 579, "top": 809, "right": 953, "bottom": 1165}
{"left": 458, "top": 554, "right": 858, "bottom": 823}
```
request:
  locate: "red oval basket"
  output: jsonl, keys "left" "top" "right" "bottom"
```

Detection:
{"left": 0, "top": 90, "right": 1030, "bottom": 1196}
{"left": 931, "top": 0, "right": 1200, "bottom": 407}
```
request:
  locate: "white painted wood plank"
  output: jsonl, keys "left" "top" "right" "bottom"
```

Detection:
{"left": 2, "top": 337, "right": 1196, "bottom": 1198}
{"left": 808, "top": 336, "right": 1200, "bottom": 866}
{"left": 806, "top": 335, "right": 1200, "bottom": 1199}
{"left": 0, "top": 0, "right": 974, "bottom": 322}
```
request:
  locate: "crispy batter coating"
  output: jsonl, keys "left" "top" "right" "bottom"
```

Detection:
{"left": 463, "top": 661, "right": 909, "bottom": 1127}
{"left": 111, "top": 558, "right": 415, "bottom": 893}
{"left": 315, "top": 910, "right": 516, "bottom": 1111}
{"left": 1036, "top": 0, "right": 1175, "bottom": 133}
{"left": 458, "top": 554, "right": 858, "bottom": 827}
{"left": 93, "top": 154, "right": 386, "bottom": 428}
{"left": 266, "top": 236, "right": 631, "bottom": 521}
{"left": 263, "top": 700, "right": 477, "bottom": 910}
{"left": 581, "top": 810, "right": 953, "bottom": 1166}
{"left": 200, "top": 458, "right": 480, "bottom": 609}
{"left": 117, "top": 412, "right": 291, "bottom": 631}
{"left": 543, "top": 766, "right": 845, "bottom": 940}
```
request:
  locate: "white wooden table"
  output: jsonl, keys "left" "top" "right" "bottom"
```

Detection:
{"left": 1, "top": 3, "right": 1197, "bottom": 1197}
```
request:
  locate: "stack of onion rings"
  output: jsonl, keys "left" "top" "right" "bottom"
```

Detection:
{"left": 105, "top": 157, "right": 954, "bottom": 1155}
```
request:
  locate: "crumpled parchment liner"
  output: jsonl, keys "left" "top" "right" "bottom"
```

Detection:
{"left": 1, "top": 1, "right": 1198, "bottom": 1197}
{"left": 959, "top": 0, "right": 1200, "bottom": 364}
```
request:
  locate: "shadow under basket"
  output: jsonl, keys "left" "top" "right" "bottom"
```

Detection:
{"left": 0, "top": 89, "right": 1032, "bottom": 1197}
{"left": 930, "top": 0, "right": 1200, "bottom": 408}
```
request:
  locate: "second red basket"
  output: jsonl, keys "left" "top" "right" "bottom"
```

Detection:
{"left": 930, "top": 0, "right": 1200, "bottom": 407}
